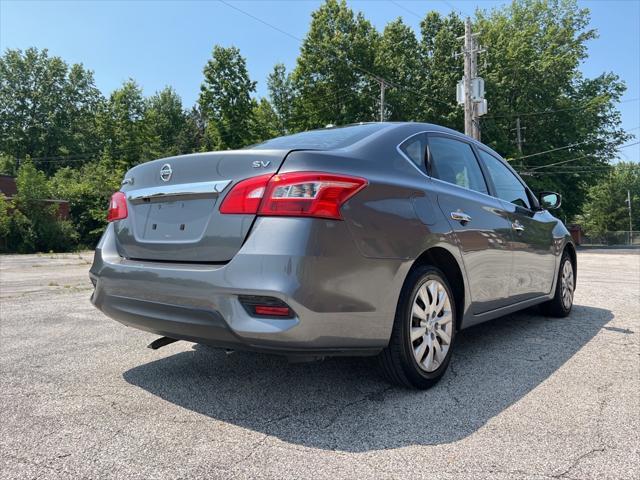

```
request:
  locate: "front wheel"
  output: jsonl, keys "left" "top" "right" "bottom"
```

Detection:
{"left": 379, "top": 265, "right": 457, "bottom": 389}
{"left": 540, "top": 251, "right": 575, "bottom": 317}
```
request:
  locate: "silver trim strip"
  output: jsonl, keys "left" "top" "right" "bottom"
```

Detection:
{"left": 127, "top": 180, "right": 231, "bottom": 203}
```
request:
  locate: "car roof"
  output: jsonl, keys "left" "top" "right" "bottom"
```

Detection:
{"left": 250, "top": 121, "right": 505, "bottom": 162}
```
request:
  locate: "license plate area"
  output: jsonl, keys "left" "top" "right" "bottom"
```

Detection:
{"left": 140, "top": 199, "right": 214, "bottom": 242}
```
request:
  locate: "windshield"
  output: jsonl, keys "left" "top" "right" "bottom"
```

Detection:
{"left": 249, "top": 123, "right": 390, "bottom": 150}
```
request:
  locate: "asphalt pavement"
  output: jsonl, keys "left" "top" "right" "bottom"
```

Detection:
{"left": 0, "top": 250, "right": 638, "bottom": 479}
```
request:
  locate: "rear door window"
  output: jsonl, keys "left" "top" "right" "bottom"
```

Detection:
{"left": 428, "top": 136, "right": 488, "bottom": 195}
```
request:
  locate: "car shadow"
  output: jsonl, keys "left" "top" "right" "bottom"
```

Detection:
{"left": 123, "top": 304, "right": 613, "bottom": 452}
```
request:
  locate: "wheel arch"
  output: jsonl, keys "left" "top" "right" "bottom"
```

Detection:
{"left": 409, "top": 246, "right": 466, "bottom": 331}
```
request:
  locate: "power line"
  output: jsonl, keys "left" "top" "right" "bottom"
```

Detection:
{"left": 218, "top": 0, "right": 451, "bottom": 108}
{"left": 388, "top": 0, "right": 422, "bottom": 19}
{"left": 389, "top": 0, "right": 466, "bottom": 18}
{"left": 508, "top": 139, "right": 598, "bottom": 161}
{"left": 527, "top": 170, "right": 615, "bottom": 176}
{"left": 533, "top": 165, "right": 613, "bottom": 170}
{"left": 522, "top": 141, "right": 640, "bottom": 170}
{"left": 517, "top": 141, "right": 640, "bottom": 176}
{"left": 483, "top": 97, "right": 632, "bottom": 120}
{"left": 16, "top": 84, "right": 391, "bottom": 165}
{"left": 440, "top": 0, "right": 471, "bottom": 17}
{"left": 528, "top": 167, "right": 613, "bottom": 173}
{"left": 523, "top": 154, "right": 593, "bottom": 170}
{"left": 218, "top": 0, "right": 379, "bottom": 84}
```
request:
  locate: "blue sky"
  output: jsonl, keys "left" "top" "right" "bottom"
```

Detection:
{"left": 1, "top": 0, "right": 638, "bottom": 161}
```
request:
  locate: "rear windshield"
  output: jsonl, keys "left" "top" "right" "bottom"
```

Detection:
{"left": 249, "top": 123, "right": 390, "bottom": 150}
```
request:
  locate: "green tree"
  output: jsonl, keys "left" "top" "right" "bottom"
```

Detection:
{"left": 475, "top": 0, "right": 628, "bottom": 219}
{"left": 0, "top": 48, "right": 103, "bottom": 174}
{"left": 0, "top": 194, "right": 11, "bottom": 251}
{"left": 291, "top": 0, "right": 380, "bottom": 129}
{"left": 10, "top": 160, "right": 77, "bottom": 252}
{"left": 50, "top": 157, "right": 124, "bottom": 247}
{"left": 0, "top": 155, "right": 17, "bottom": 175}
{"left": 199, "top": 45, "right": 256, "bottom": 150}
{"left": 375, "top": 18, "right": 421, "bottom": 121}
{"left": 267, "top": 63, "right": 295, "bottom": 134}
{"left": 250, "top": 98, "right": 280, "bottom": 143}
{"left": 97, "top": 79, "right": 147, "bottom": 169}
{"left": 582, "top": 162, "right": 639, "bottom": 236}
{"left": 143, "top": 86, "right": 194, "bottom": 159}
{"left": 184, "top": 106, "right": 206, "bottom": 153}
{"left": 417, "top": 12, "right": 465, "bottom": 128}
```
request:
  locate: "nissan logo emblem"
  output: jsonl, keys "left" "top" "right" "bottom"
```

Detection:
{"left": 160, "top": 164, "right": 172, "bottom": 182}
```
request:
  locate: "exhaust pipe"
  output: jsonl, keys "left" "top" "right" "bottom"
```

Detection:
{"left": 147, "top": 336, "right": 179, "bottom": 350}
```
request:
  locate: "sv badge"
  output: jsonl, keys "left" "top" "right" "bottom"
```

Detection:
{"left": 252, "top": 160, "right": 271, "bottom": 168}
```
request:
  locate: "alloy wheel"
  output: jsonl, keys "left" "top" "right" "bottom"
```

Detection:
{"left": 561, "top": 260, "right": 574, "bottom": 310}
{"left": 409, "top": 279, "right": 453, "bottom": 373}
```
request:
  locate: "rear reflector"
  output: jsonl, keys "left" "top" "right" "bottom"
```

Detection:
{"left": 219, "top": 172, "right": 367, "bottom": 220}
{"left": 107, "top": 191, "right": 128, "bottom": 222}
{"left": 254, "top": 305, "right": 291, "bottom": 316}
{"left": 238, "top": 295, "right": 294, "bottom": 318}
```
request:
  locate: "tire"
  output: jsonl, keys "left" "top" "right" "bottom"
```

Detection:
{"left": 539, "top": 251, "right": 575, "bottom": 318}
{"left": 379, "top": 265, "right": 457, "bottom": 389}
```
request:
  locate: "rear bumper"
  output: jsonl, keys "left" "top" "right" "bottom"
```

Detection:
{"left": 90, "top": 218, "right": 409, "bottom": 355}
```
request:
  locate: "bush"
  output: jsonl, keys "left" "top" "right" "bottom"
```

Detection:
{"left": 1, "top": 161, "right": 80, "bottom": 253}
{"left": 4, "top": 208, "right": 35, "bottom": 253}
{"left": 49, "top": 158, "right": 123, "bottom": 248}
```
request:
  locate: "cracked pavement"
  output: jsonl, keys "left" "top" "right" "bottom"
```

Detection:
{"left": 1, "top": 250, "right": 638, "bottom": 479}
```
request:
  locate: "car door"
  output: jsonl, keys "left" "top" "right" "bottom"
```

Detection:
{"left": 425, "top": 133, "right": 514, "bottom": 314}
{"left": 476, "top": 148, "right": 556, "bottom": 302}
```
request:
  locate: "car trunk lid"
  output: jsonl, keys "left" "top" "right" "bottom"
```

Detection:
{"left": 114, "top": 150, "right": 288, "bottom": 262}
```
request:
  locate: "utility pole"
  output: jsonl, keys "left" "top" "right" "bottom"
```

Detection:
{"left": 627, "top": 190, "right": 633, "bottom": 246}
{"left": 463, "top": 18, "right": 473, "bottom": 137}
{"left": 469, "top": 24, "right": 481, "bottom": 140}
{"left": 379, "top": 79, "right": 386, "bottom": 122}
{"left": 512, "top": 116, "right": 526, "bottom": 154}
{"left": 456, "top": 18, "right": 486, "bottom": 140}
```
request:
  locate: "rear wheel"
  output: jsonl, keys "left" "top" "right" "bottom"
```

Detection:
{"left": 540, "top": 251, "right": 575, "bottom": 317}
{"left": 379, "top": 265, "right": 457, "bottom": 389}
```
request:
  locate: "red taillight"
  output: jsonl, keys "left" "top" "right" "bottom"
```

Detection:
{"left": 254, "top": 305, "right": 291, "bottom": 316}
{"left": 107, "top": 191, "right": 128, "bottom": 222}
{"left": 219, "top": 174, "right": 273, "bottom": 214}
{"left": 259, "top": 172, "right": 368, "bottom": 219}
{"left": 219, "top": 172, "right": 367, "bottom": 220}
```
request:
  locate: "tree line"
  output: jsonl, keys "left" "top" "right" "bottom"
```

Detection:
{"left": 0, "top": 0, "right": 637, "bottom": 252}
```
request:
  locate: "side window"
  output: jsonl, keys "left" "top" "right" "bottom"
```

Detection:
{"left": 478, "top": 150, "right": 531, "bottom": 209}
{"left": 399, "top": 133, "right": 428, "bottom": 171}
{"left": 428, "top": 136, "right": 488, "bottom": 194}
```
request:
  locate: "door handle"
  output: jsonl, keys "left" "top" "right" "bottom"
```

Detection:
{"left": 450, "top": 211, "right": 472, "bottom": 223}
{"left": 512, "top": 220, "right": 525, "bottom": 232}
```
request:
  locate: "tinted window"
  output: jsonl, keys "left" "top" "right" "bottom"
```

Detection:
{"left": 399, "top": 133, "right": 428, "bottom": 170}
{"left": 478, "top": 150, "right": 531, "bottom": 209}
{"left": 428, "top": 136, "right": 488, "bottom": 194}
{"left": 249, "top": 124, "right": 390, "bottom": 150}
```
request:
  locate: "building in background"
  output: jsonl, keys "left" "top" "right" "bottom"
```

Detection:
{"left": 0, "top": 174, "right": 70, "bottom": 219}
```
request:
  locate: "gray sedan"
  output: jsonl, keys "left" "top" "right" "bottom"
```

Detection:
{"left": 90, "top": 122, "right": 576, "bottom": 389}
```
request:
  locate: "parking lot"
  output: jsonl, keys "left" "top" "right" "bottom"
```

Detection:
{"left": 0, "top": 250, "right": 638, "bottom": 479}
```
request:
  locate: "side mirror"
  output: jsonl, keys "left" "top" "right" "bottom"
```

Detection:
{"left": 538, "top": 191, "right": 561, "bottom": 210}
